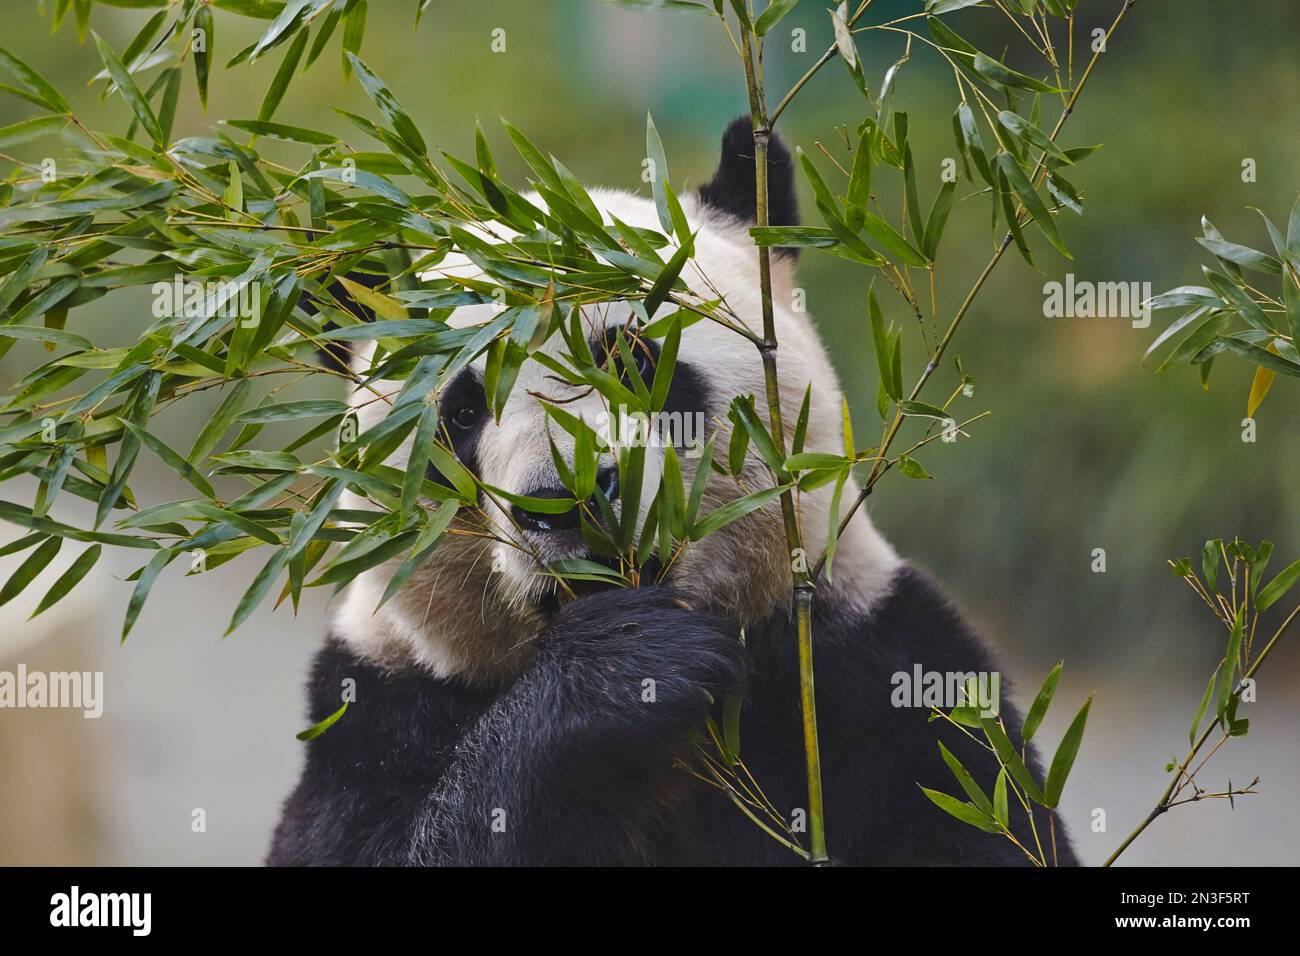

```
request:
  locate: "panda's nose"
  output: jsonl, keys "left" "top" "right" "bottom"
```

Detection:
{"left": 511, "top": 465, "right": 619, "bottom": 534}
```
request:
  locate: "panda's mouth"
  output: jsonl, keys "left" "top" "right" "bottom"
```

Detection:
{"left": 534, "top": 553, "right": 664, "bottom": 617}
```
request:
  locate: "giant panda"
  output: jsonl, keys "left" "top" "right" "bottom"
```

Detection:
{"left": 268, "top": 118, "right": 1077, "bottom": 867}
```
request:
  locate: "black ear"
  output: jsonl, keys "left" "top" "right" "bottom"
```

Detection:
{"left": 696, "top": 115, "right": 799, "bottom": 232}
{"left": 301, "top": 269, "right": 386, "bottom": 375}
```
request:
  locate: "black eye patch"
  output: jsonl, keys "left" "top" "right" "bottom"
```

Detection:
{"left": 428, "top": 369, "right": 486, "bottom": 484}
{"left": 590, "top": 326, "right": 662, "bottom": 391}
{"left": 656, "top": 361, "right": 710, "bottom": 446}
{"left": 589, "top": 325, "right": 710, "bottom": 448}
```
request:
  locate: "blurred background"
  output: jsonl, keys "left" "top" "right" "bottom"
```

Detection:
{"left": 0, "top": 0, "right": 1297, "bottom": 866}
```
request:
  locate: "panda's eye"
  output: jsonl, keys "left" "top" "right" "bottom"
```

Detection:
{"left": 451, "top": 405, "right": 481, "bottom": 430}
{"left": 599, "top": 329, "right": 657, "bottom": 385}
{"left": 630, "top": 346, "right": 655, "bottom": 382}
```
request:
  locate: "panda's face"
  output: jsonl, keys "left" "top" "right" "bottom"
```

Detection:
{"left": 335, "top": 186, "right": 899, "bottom": 681}
{"left": 429, "top": 299, "right": 711, "bottom": 604}
{"left": 345, "top": 189, "right": 774, "bottom": 608}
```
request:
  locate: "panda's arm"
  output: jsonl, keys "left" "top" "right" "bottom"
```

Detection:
{"left": 269, "top": 587, "right": 742, "bottom": 866}
{"left": 407, "top": 587, "right": 743, "bottom": 865}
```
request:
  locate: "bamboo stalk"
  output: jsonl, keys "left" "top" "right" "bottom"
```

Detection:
{"left": 737, "top": 20, "right": 829, "bottom": 865}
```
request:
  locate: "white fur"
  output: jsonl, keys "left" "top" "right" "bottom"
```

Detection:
{"left": 333, "top": 188, "right": 900, "bottom": 681}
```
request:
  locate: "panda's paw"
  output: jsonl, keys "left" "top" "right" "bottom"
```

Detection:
{"left": 542, "top": 585, "right": 745, "bottom": 735}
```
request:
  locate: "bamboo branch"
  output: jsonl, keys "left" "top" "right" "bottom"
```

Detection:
{"left": 737, "top": 16, "right": 829, "bottom": 866}
{"left": 1102, "top": 599, "right": 1298, "bottom": 866}
{"left": 811, "top": 0, "right": 1139, "bottom": 584}
{"left": 768, "top": 0, "right": 874, "bottom": 128}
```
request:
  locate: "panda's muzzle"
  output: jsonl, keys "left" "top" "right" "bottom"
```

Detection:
{"left": 511, "top": 466, "right": 619, "bottom": 534}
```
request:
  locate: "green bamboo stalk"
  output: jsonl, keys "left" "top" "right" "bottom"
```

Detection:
{"left": 736, "top": 16, "right": 828, "bottom": 866}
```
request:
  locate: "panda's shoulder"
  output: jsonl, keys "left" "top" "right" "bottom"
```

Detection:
{"left": 822, "top": 562, "right": 999, "bottom": 671}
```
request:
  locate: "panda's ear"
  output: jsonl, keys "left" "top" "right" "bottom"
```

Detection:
{"left": 696, "top": 115, "right": 799, "bottom": 231}
{"left": 300, "top": 269, "right": 385, "bottom": 376}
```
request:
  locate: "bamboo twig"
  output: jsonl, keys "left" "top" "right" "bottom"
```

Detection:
{"left": 1102, "top": 600, "right": 1298, "bottom": 866}
{"left": 811, "top": 0, "right": 1139, "bottom": 584}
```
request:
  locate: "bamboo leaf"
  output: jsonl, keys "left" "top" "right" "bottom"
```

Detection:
{"left": 225, "top": 119, "right": 339, "bottom": 144}
{"left": 927, "top": 0, "right": 986, "bottom": 12}
{"left": 997, "top": 110, "right": 1073, "bottom": 166}
{"left": 830, "top": 2, "right": 857, "bottom": 69}
{"left": 195, "top": 6, "right": 213, "bottom": 110}
{"left": 0, "top": 535, "right": 62, "bottom": 607}
{"left": 1246, "top": 362, "right": 1275, "bottom": 417}
{"left": 992, "top": 768, "right": 1009, "bottom": 827}
{"left": 922, "top": 179, "right": 956, "bottom": 260}
{"left": 0, "top": 247, "right": 51, "bottom": 315}
{"left": 868, "top": 286, "right": 898, "bottom": 402}
{"left": 981, "top": 715, "right": 1046, "bottom": 805}
{"left": 1021, "top": 660, "right": 1062, "bottom": 744}
{"left": 973, "top": 52, "right": 1061, "bottom": 93}
{"left": 684, "top": 433, "right": 717, "bottom": 527}
{"left": 297, "top": 700, "right": 348, "bottom": 740}
{"left": 997, "top": 151, "right": 1070, "bottom": 258}
{"left": 689, "top": 485, "right": 785, "bottom": 540}
{"left": 1189, "top": 667, "right": 1218, "bottom": 747}
{"left": 1256, "top": 557, "right": 1300, "bottom": 612}
{"left": 342, "top": 0, "right": 367, "bottom": 77}
{"left": 92, "top": 32, "right": 164, "bottom": 146}
{"left": 823, "top": 467, "right": 848, "bottom": 581}
{"left": 861, "top": 210, "right": 928, "bottom": 267}
{"left": 0, "top": 46, "right": 71, "bottom": 114}
{"left": 729, "top": 396, "right": 785, "bottom": 477}
{"left": 257, "top": 26, "right": 309, "bottom": 124}
{"left": 643, "top": 236, "right": 692, "bottom": 319}
{"left": 0, "top": 115, "right": 67, "bottom": 148}
{"left": 347, "top": 53, "right": 426, "bottom": 156}
{"left": 30, "top": 543, "right": 101, "bottom": 619}
{"left": 122, "top": 548, "right": 175, "bottom": 641}
{"left": 121, "top": 422, "right": 216, "bottom": 498}
{"left": 897, "top": 455, "right": 929, "bottom": 479}
{"left": 754, "top": 0, "right": 800, "bottom": 35}
{"left": 227, "top": 547, "right": 290, "bottom": 635}
{"left": 189, "top": 379, "right": 252, "bottom": 462}
{"left": 918, "top": 786, "right": 1001, "bottom": 833}
{"left": 645, "top": 112, "right": 673, "bottom": 235}
{"left": 937, "top": 741, "right": 994, "bottom": 817}
{"left": 1043, "top": 697, "right": 1091, "bottom": 808}
{"left": 402, "top": 400, "right": 440, "bottom": 515}
{"left": 1196, "top": 237, "right": 1281, "bottom": 274}
{"left": 845, "top": 126, "right": 872, "bottom": 231}
{"left": 378, "top": 501, "right": 461, "bottom": 609}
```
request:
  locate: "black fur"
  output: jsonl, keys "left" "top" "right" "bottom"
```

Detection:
{"left": 591, "top": 326, "right": 712, "bottom": 441}
{"left": 269, "top": 567, "right": 1077, "bottom": 866}
{"left": 303, "top": 270, "right": 387, "bottom": 374}
{"left": 429, "top": 368, "right": 487, "bottom": 483}
{"left": 696, "top": 115, "right": 799, "bottom": 237}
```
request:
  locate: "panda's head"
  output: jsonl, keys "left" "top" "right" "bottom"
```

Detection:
{"left": 334, "top": 118, "right": 899, "bottom": 682}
